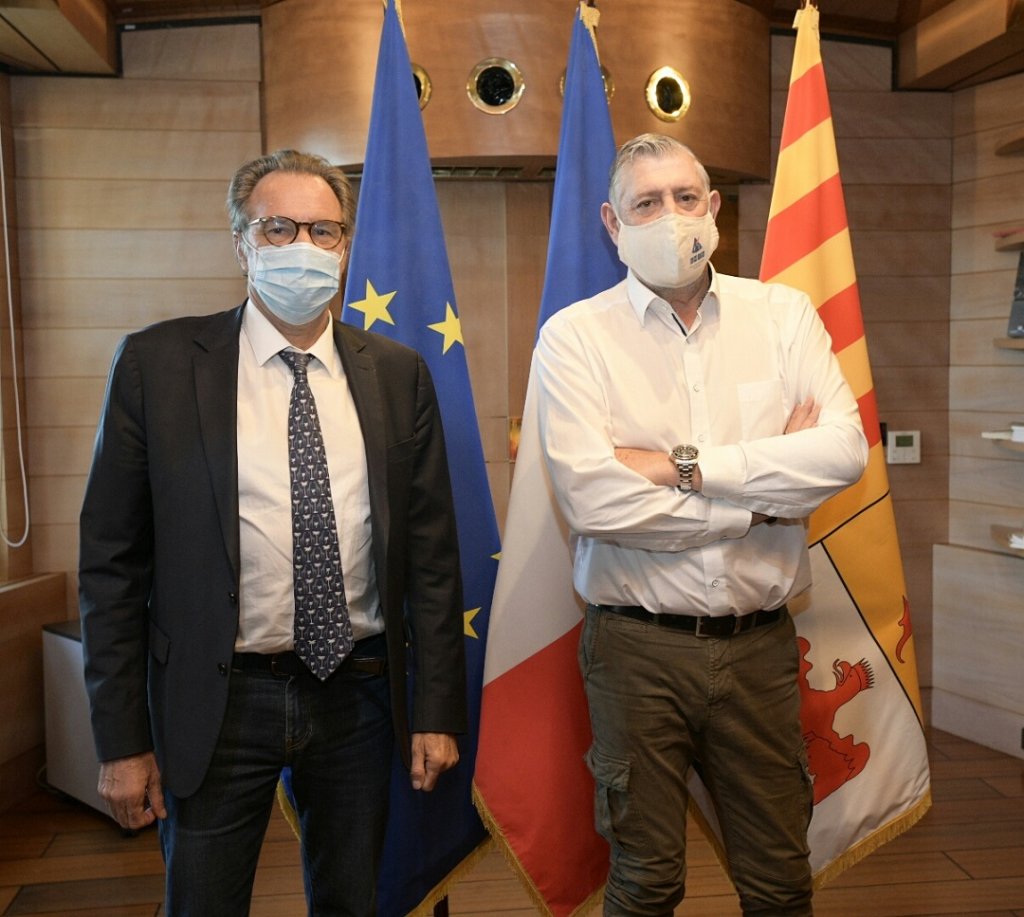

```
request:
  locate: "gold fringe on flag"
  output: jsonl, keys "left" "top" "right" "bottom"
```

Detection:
{"left": 472, "top": 782, "right": 606, "bottom": 917}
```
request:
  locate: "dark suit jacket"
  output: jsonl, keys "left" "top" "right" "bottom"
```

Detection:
{"left": 79, "top": 305, "right": 467, "bottom": 798}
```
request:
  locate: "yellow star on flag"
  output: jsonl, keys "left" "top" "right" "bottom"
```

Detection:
{"left": 427, "top": 302, "right": 464, "bottom": 354}
{"left": 347, "top": 279, "right": 397, "bottom": 331}
{"left": 464, "top": 607, "right": 481, "bottom": 639}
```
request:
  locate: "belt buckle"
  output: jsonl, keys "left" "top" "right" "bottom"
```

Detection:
{"left": 269, "top": 653, "right": 289, "bottom": 676}
{"left": 694, "top": 615, "right": 740, "bottom": 638}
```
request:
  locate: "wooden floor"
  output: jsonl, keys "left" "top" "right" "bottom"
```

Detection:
{"left": 0, "top": 728, "right": 1020, "bottom": 916}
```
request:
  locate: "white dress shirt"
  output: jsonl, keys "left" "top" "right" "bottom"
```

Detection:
{"left": 535, "top": 267, "right": 868, "bottom": 617}
{"left": 235, "top": 302, "right": 382, "bottom": 652}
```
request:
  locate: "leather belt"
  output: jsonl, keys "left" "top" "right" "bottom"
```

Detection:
{"left": 589, "top": 603, "right": 785, "bottom": 638}
{"left": 231, "top": 650, "right": 387, "bottom": 678}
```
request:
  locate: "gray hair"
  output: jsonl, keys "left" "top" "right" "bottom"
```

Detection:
{"left": 226, "top": 149, "right": 356, "bottom": 234}
{"left": 608, "top": 134, "right": 711, "bottom": 213}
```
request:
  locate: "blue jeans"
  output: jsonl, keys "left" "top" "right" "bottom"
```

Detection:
{"left": 580, "top": 606, "right": 813, "bottom": 917}
{"left": 159, "top": 636, "right": 393, "bottom": 917}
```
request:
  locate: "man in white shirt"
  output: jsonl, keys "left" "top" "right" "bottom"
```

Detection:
{"left": 80, "top": 150, "right": 466, "bottom": 916}
{"left": 535, "top": 134, "right": 868, "bottom": 915}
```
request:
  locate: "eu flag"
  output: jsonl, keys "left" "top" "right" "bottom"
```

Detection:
{"left": 536, "top": 3, "right": 623, "bottom": 330}
{"left": 342, "top": 1, "right": 498, "bottom": 913}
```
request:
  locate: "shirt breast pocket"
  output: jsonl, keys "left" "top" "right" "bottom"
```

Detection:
{"left": 737, "top": 379, "right": 785, "bottom": 440}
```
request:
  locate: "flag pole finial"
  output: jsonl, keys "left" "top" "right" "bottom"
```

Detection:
{"left": 793, "top": 1, "right": 819, "bottom": 30}
{"left": 579, "top": 1, "right": 601, "bottom": 54}
{"left": 383, "top": 0, "right": 406, "bottom": 34}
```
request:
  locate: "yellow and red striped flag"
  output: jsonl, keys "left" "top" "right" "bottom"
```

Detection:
{"left": 760, "top": 2, "right": 931, "bottom": 882}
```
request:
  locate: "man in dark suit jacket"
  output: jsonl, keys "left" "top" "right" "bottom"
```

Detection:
{"left": 79, "top": 150, "right": 467, "bottom": 916}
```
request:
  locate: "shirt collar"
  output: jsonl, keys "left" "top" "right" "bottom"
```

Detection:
{"left": 241, "top": 300, "right": 342, "bottom": 377}
{"left": 624, "top": 264, "right": 721, "bottom": 329}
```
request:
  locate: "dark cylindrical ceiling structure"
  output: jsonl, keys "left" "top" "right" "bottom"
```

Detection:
{"left": 263, "top": 0, "right": 770, "bottom": 182}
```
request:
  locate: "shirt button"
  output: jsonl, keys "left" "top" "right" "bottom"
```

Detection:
{"left": 711, "top": 579, "right": 720, "bottom": 587}
{"left": 698, "top": 434, "right": 706, "bottom": 443}
{"left": 693, "top": 383, "right": 702, "bottom": 392}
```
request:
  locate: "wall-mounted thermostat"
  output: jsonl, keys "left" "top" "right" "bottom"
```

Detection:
{"left": 886, "top": 430, "right": 921, "bottom": 464}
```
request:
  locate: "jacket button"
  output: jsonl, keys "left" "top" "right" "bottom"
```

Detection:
{"left": 218, "top": 663, "right": 228, "bottom": 676}
{"left": 228, "top": 592, "right": 238, "bottom": 604}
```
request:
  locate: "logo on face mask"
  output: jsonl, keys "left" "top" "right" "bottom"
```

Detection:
{"left": 615, "top": 210, "right": 719, "bottom": 290}
{"left": 244, "top": 240, "right": 342, "bottom": 326}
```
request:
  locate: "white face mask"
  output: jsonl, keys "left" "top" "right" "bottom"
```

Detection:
{"left": 244, "top": 240, "right": 342, "bottom": 326}
{"left": 615, "top": 210, "right": 719, "bottom": 290}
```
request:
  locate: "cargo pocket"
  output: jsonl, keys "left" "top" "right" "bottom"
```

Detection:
{"left": 585, "top": 746, "right": 646, "bottom": 851}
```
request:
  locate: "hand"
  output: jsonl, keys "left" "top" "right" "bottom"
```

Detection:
{"left": 410, "top": 732, "right": 459, "bottom": 792}
{"left": 97, "top": 751, "right": 166, "bottom": 830}
{"left": 785, "top": 397, "right": 820, "bottom": 434}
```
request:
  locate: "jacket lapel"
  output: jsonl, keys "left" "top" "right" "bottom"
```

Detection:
{"left": 193, "top": 305, "right": 244, "bottom": 583}
{"left": 335, "top": 322, "right": 389, "bottom": 561}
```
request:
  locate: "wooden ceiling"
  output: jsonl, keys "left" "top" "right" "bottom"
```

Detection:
{"left": 99, "top": 0, "right": 958, "bottom": 37}
{"left": 1, "top": 0, "right": 1022, "bottom": 90}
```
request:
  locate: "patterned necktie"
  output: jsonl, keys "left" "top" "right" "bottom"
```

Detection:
{"left": 279, "top": 350, "right": 354, "bottom": 679}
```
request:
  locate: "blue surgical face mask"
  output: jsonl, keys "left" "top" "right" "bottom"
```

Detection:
{"left": 244, "top": 240, "right": 343, "bottom": 326}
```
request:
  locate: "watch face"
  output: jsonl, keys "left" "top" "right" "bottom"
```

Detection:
{"left": 672, "top": 445, "right": 698, "bottom": 463}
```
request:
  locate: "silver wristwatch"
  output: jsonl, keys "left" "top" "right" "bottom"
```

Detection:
{"left": 669, "top": 444, "right": 699, "bottom": 491}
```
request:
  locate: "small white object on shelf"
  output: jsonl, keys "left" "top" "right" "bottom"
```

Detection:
{"left": 1009, "top": 532, "right": 1024, "bottom": 550}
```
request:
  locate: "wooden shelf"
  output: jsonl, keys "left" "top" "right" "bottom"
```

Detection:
{"left": 994, "top": 133, "right": 1024, "bottom": 157}
{"left": 990, "top": 525, "right": 1024, "bottom": 556}
{"left": 994, "top": 337, "right": 1024, "bottom": 350}
{"left": 994, "top": 439, "right": 1024, "bottom": 454}
{"left": 994, "top": 228, "right": 1024, "bottom": 252}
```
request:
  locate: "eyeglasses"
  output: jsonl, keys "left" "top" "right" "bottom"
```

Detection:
{"left": 244, "top": 216, "right": 345, "bottom": 250}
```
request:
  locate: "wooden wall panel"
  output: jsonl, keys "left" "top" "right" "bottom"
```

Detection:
{"left": 19, "top": 230, "right": 239, "bottom": 280}
{"left": 765, "top": 137, "right": 951, "bottom": 186}
{"left": 949, "top": 499, "right": 1024, "bottom": 555}
{"left": 859, "top": 275, "right": 951, "bottom": 323}
{"left": 953, "top": 71, "right": 1024, "bottom": 135}
{"left": 950, "top": 409, "right": 1024, "bottom": 458}
{"left": 950, "top": 366, "right": 1024, "bottom": 412}
{"left": 772, "top": 88, "right": 951, "bottom": 139}
{"left": 11, "top": 23, "right": 262, "bottom": 640}
{"left": 505, "top": 182, "right": 551, "bottom": 421}
{"left": 953, "top": 127, "right": 1024, "bottom": 182}
{"left": 17, "top": 178, "right": 234, "bottom": 230}
{"left": 0, "top": 74, "right": 32, "bottom": 586}
{"left": 0, "top": 573, "right": 67, "bottom": 813}
{"left": 951, "top": 318, "right": 1024, "bottom": 363}
{"left": 949, "top": 454, "right": 1024, "bottom": 508}
{"left": 11, "top": 79, "right": 260, "bottom": 132}
{"left": 19, "top": 279, "right": 247, "bottom": 329}
{"left": 939, "top": 68, "right": 1024, "bottom": 756}
{"left": 740, "top": 34, "right": 952, "bottom": 699}
{"left": 770, "top": 37, "right": 892, "bottom": 91}
{"left": 26, "top": 378, "right": 106, "bottom": 429}
{"left": 952, "top": 171, "right": 1024, "bottom": 228}
{"left": 436, "top": 181, "right": 509, "bottom": 441}
{"left": 951, "top": 269, "right": 1018, "bottom": 319}
{"left": 15, "top": 127, "right": 261, "bottom": 180}
{"left": 21, "top": 329, "right": 127, "bottom": 379}
{"left": 435, "top": 180, "right": 516, "bottom": 527}
{"left": 866, "top": 320, "right": 948, "bottom": 366}
{"left": 933, "top": 544, "right": 1023, "bottom": 725}
{"left": 118, "top": 24, "right": 261, "bottom": 82}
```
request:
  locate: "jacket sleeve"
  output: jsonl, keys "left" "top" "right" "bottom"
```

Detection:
{"left": 403, "top": 354, "right": 467, "bottom": 735}
{"left": 78, "top": 334, "right": 155, "bottom": 763}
